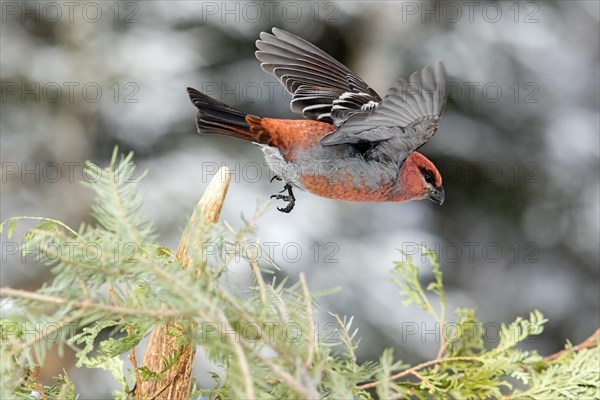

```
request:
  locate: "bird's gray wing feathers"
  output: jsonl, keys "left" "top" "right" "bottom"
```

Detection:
{"left": 320, "top": 63, "right": 447, "bottom": 155}
{"left": 255, "top": 27, "right": 381, "bottom": 125}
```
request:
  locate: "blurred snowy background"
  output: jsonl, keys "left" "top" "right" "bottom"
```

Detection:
{"left": 1, "top": 0, "right": 599, "bottom": 396}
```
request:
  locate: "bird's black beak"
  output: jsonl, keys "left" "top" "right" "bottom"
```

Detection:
{"left": 428, "top": 187, "right": 445, "bottom": 205}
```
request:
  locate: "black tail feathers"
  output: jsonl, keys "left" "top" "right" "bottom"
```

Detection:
{"left": 187, "top": 87, "right": 256, "bottom": 141}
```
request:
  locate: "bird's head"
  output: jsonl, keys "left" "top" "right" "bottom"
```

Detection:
{"left": 399, "top": 152, "right": 445, "bottom": 205}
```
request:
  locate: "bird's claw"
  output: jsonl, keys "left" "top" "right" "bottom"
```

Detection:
{"left": 270, "top": 183, "right": 296, "bottom": 213}
{"left": 271, "top": 195, "right": 295, "bottom": 213}
{"left": 270, "top": 194, "right": 293, "bottom": 201}
{"left": 270, "top": 175, "right": 282, "bottom": 183}
{"left": 277, "top": 204, "right": 295, "bottom": 213}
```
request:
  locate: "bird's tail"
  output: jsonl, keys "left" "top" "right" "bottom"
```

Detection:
{"left": 187, "top": 87, "right": 267, "bottom": 143}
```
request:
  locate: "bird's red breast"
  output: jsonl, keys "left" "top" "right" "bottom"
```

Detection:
{"left": 299, "top": 171, "right": 399, "bottom": 202}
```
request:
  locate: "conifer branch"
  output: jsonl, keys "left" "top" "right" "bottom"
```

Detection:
{"left": 0, "top": 287, "right": 188, "bottom": 319}
{"left": 2, "top": 151, "right": 598, "bottom": 399}
{"left": 543, "top": 328, "right": 599, "bottom": 362}
{"left": 31, "top": 366, "right": 48, "bottom": 400}
{"left": 300, "top": 273, "right": 316, "bottom": 368}
{"left": 358, "top": 356, "right": 481, "bottom": 390}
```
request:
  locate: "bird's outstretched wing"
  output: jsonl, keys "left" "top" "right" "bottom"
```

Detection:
{"left": 320, "top": 62, "right": 447, "bottom": 155}
{"left": 255, "top": 27, "right": 381, "bottom": 125}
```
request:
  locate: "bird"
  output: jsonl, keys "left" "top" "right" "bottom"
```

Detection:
{"left": 187, "top": 27, "right": 447, "bottom": 213}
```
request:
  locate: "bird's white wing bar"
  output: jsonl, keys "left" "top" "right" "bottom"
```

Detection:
{"left": 255, "top": 27, "right": 381, "bottom": 125}
{"left": 320, "top": 62, "right": 447, "bottom": 149}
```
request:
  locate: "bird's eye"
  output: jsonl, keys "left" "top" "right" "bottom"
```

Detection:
{"left": 424, "top": 173, "right": 434, "bottom": 184}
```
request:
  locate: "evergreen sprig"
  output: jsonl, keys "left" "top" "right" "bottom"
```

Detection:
{"left": 1, "top": 149, "right": 598, "bottom": 399}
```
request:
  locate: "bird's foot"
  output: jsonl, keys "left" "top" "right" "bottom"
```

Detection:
{"left": 270, "top": 175, "right": 282, "bottom": 183}
{"left": 270, "top": 183, "right": 296, "bottom": 213}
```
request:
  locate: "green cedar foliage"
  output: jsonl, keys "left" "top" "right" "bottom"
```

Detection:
{"left": 1, "top": 149, "right": 598, "bottom": 399}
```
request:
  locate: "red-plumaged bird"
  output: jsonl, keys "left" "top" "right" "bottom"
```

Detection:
{"left": 187, "top": 28, "right": 447, "bottom": 213}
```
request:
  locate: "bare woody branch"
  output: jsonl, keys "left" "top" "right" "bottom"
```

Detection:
{"left": 135, "top": 166, "right": 231, "bottom": 400}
